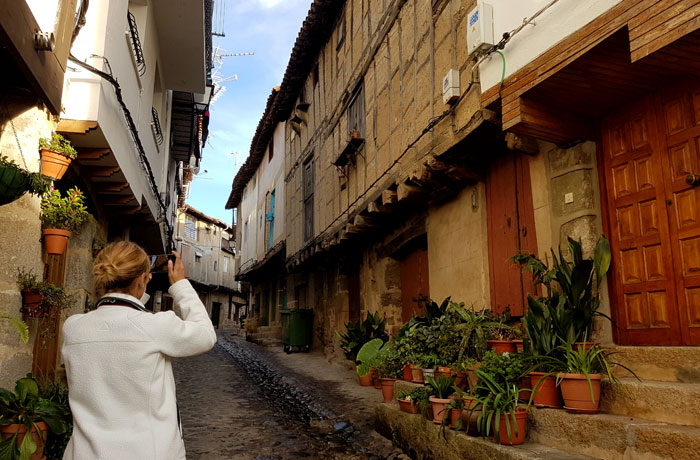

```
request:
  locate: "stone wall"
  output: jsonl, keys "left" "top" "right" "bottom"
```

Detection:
{"left": 529, "top": 141, "right": 613, "bottom": 344}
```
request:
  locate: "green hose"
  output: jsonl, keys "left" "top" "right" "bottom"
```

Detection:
{"left": 495, "top": 50, "right": 506, "bottom": 85}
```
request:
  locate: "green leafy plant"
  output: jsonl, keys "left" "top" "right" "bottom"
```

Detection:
{"left": 419, "top": 353, "right": 440, "bottom": 370}
{"left": 38, "top": 380, "right": 72, "bottom": 460}
{"left": 355, "top": 338, "right": 383, "bottom": 377}
{"left": 398, "top": 296, "right": 451, "bottom": 337}
{"left": 38, "top": 134, "right": 77, "bottom": 159}
{"left": 15, "top": 269, "right": 40, "bottom": 291}
{"left": 479, "top": 350, "right": 528, "bottom": 387}
{"left": 488, "top": 309, "right": 522, "bottom": 340}
{"left": 16, "top": 268, "right": 74, "bottom": 318}
{"left": 0, "top": 156, "right": 51, "bottom": 197}
{"left": 450, "top": 305, "right": 502, "bottom": 361}
{"left": 397, "top": 387, "right": 432, "bottom": 407}
{"left": 468, "top": 369, "right": 524, "bottom": 444}
{"left": 40, "top": 187, "right": 90, "bottom": 233}
{"left": 0, "top": 376, "right": 70, "bottom": 460}
{"left": 372, "top": 341, "right": 404, "bottom": 379}
{"left": 426, "top": 373, "right": 457, "bottom": 399}
{"left": 337, "top": 312, "right": 389, "bottom": 360}
{"left": 511, "top": 235, "right": 611, "bottom": 343}
{"left": 0, "top": 314, "right": 29, "bottom": 344}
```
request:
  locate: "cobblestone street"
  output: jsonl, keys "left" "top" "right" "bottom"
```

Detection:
{"left": 173, "top": 334, "right": 405, "bottom": 460}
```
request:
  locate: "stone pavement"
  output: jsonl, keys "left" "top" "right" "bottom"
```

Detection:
{"left": 172, "top": 333, "right": 406, "bottom": 460}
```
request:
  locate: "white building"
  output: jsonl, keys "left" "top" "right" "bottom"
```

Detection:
{"left": 226, "top": 88, "right": 286, "bottom": 333}
{"left": 59, "top": 0, "right": 213, "bottom": 252}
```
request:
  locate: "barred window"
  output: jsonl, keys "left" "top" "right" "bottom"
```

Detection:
{"left": 184, "top": 215, "right": 198, "bottom": 240}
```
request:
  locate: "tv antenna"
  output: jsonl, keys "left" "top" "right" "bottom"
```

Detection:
{"left": 210, "top": 46, "right": 254, "bottom": 105}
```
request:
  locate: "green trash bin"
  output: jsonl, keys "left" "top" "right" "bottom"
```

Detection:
{"left": 281, "top": 309, "right": 313, "bottom": 353}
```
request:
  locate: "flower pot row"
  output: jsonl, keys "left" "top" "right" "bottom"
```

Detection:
{"left": 530, "top": 372, "right": 602, "bottom": 413}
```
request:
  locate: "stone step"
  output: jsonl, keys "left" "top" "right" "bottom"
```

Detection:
{"left": 375, "top": 403, "right": 596, "bottom": 460}
{"left": 529, "top": 407, "right": 700, "bottom": 460}
{"left": 601, "top": 378, "right": 700, "bottom": 426}
{"left": 609, "top": 346, "right": 700, "bottom": 383}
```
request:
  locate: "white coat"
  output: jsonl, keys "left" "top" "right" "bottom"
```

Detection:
{"left": 61, "top": 279, "right": 217, "bottom": 460}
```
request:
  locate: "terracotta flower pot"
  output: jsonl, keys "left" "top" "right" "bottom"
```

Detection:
{"left": 380, "top": 378, "right": 397, "bottom": 403}
{"left": 43, "top": 228, "right": 71, "bottom": 255}
{"left": 455, "top": 371, "right": 468, "bottom": 390}
{"left": 398, "top": 399, "right": 419, "bottom": 414}
{"left": 513, "top": 339, "right": 524, "bottom": 353}
{"left": 40, "top": 148, "right": 72, "bottom": 180}
{"left": 402, "top": 364, "right": 413, "bottom": 381}
{"left": 358, "top": 372, "right": 373, "bottom": 386}
{"left": 410, "top": 364, "right": 424, "bottom": 383}
{"left": 371, "top": 369, "right": 381, "bottom": 389}
{"left": 21, "top": 288, "right": 44, "bottom": 318}
{"left": 529, "top": 372, "right": 563, "bottom": 408}
{"left": 492, "top": 409, "right": 527, "bottom": 445}
{"left": 574, "top": 342, "right": 600, "bottom": 353}
{"left": 518, "top": 376, "right": 532, "bottom": 402}
{"left": 438, "top": 366, "right": 456, "bottom": 381}
{"left": 487, "top": 340, "right": 518, "bottom": 354}
{"left": 450, "top": 408, "right": 463, "bottom": 430}
{"left": 428, "top": 396, "right": 451, "bottom": 424}
{"left": 466, "top": 364, "right": 480, "bottom": 390}
{"left": 560, "top": 373, "right": 602, "bottom": 413}
{"left": 0, "top": 422, "right": 48, "bottom": 460}
{"left": 422, "top": 368, "right": 435, "bottom": 384}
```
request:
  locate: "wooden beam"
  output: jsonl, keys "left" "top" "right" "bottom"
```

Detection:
{"left": 408, "top": 165, "right": 433, "bottom": 185}
{"left": 57, "top": 119, "right": 99, "bottom": 134}
{"left": 353, "top": 215, "right": 384, "bottom": 229}
{"left": 367, "top": 201, "right": 391, "bottom": 214}
{"left": 505, "top": 132, "right": 540, "bottom": 155}
{"left": 381, "top": 189, "right": 397, "bottom": 206}
{"left": 397, "top": 182, "right": 422, "bottom": 202}
{"left": 94, "top": 182, "right": 130, "bottom": 193}
{"left": 102, "top": 195, "right": 137, "bottom": 206}
{"left": 82, "top": 166, "right": 121, "bottom": 178}
{"left": 76, "top": 148, "right": 111, "bottom": 161}
{"left": 109, "top": 206, "right": 142, "bottom": 215}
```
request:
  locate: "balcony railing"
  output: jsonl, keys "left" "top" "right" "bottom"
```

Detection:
{"left": 127, "top": 11, "right": 146, "bottom": 76}
{"left": 151, "top": 107, "right": 164, "bottom": 145}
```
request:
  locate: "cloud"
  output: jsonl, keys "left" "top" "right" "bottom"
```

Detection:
{"left": 258, "top": 0, "right": 285, "bottom": 8}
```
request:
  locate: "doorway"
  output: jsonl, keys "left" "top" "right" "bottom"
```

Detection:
{"left": 398, "top": 238, "right": 430, "bottom": 323}
{"left": 211, "top": 302, "right": 221, "bottom": 329}
{"left": 601, "top": 81, "right": 700, "bottom": 345}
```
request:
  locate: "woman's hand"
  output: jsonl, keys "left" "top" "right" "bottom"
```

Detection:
{"left": 168, "top": 251, "right": 186, "bottom": 285}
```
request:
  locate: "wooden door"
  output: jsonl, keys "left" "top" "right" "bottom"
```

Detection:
{"left": 399, "top": 245, "right": 430, "bottom": 323}
{"left": 601, "top": 81, "right": 700, "bottom": 345}
{"left": 486, "top": 151, "right": 538, "bottom": 316}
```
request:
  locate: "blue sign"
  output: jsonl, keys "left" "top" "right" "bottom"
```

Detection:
{"left": 469, "top": 10, "right": 479, "bottom": 27}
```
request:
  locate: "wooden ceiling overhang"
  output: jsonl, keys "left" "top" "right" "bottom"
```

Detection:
{"left": 481, "top": 0, "right": 700, "bottom": 146}
{"left": 57, "top": 120, "right": 157, "bottom": 226}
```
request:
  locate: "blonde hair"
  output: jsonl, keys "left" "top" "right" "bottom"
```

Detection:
{"left": 93, "top": 241, "right": 150, "bottom": 296}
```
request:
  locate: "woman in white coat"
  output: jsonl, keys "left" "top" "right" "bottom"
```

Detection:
{"left": 61, "top": 241, "right": 217, "bottom": 460}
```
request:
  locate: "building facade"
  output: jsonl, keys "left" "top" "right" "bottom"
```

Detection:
{"left": 0, "top": 0, "right": 214, "bottom": 387}
{"left": 170, "top": 205, "right": 244, "bottom": 329}
{"left": 226, "top": 92, "right": 286, "bottom": 338}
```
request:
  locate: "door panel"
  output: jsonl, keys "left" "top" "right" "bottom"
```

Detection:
{"left": 602, "top": 80, "right": 700, "bottom": 345}
{"left": 399, "top": 246, "right": 429, "bottom": 323}
{"left": 486, "top": 151, "right": 538, "bottom": 316}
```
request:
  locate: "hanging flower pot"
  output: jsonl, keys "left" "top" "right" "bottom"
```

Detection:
{"left": 0, "top": 163, "right": 29, "bottom": 206}
{"left": 529, "top": 372, "right": 563, "bottom": 408}
{"left": 38, "top": 134, "right": 77, "bottom": 181}
{"left": 21, "top": 288, "right": 44, "bottom": 318}
{"left": 43, "top": 228, "right": 71, "bottom": 255}
{"left": 560, "top": 373, "right": 602, "bottom": 413}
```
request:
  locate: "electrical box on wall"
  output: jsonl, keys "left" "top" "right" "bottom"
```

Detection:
{"left": 442, "top": 69, "right": 460, "bottom": 104}
{"left": 467, "top": 1, "right": 494, "bottom": 57}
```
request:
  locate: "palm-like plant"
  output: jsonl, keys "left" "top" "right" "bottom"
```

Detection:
{"left": 426, "top": 373, "right": 457, "bottom": 399}
{"left": 468, "top": 369, "right": 525, "bottom": 444}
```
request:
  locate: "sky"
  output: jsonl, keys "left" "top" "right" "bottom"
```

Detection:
{"left": 185, "top": 0, "right": 312, "bottom": 225}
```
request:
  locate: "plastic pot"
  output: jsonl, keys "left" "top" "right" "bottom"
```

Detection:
{"left": 560, "top": 373, "right": 602, "bottom": 413}
{"left": 492, "top": 409, "right": 527, "bottom": 445}
{"left": 487, "top": 340, "right": 518, "bottom": 354}
{"left": 40, "top": 148, "right": 72, "bottom": 180}
{"left": 358, "top": 372, "right": 373, "bottom": 386}
{"left": 428, "top": 396, "right": 451, "bottom": 424}
{"left": 0, "top": 422, "right": 48, "bottom": 460}
{"left": 410, "top": 364, "right": 424, "bottom": 383}
{"left": 529, "top": 372, "right": 563, "bottom": 408}
{"left": 398, "top": 399, "right": 419, "bottom": 414}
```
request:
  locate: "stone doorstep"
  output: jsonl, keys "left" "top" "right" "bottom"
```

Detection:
{"left": 601, "top": 378, "right": 700, "bottom": 426}
{"left": 375, "top": 403, "right": 596, "bottom": 460}
{"left": 609, "top": 346, "right": 700, "bottom": 383}
{"left": 528, "top": 406, "right": 700, "bottom": 460}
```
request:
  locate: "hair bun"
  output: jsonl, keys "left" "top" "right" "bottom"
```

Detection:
{"left": 93, "top": 241, "right": 150, "bottom": 296}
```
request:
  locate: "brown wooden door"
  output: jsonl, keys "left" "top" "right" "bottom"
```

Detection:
{"left": 399, "top": 246, "right": 430, "bottom": 323}
{"left": 486, "top": 151, "right": 538, "bottom": 316}
{"left": 601, "top": 81, "right": 700, "bottom": 345}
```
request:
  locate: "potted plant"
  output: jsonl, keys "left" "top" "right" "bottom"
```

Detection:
{"left": 16, "top": 268, "right": 74, "bottom": 319}
{"left": 40, "top": 187, "right": 90, "bottom": 255}
{"left": 38, "top": 380, "right": 72, "bottom": 460}
{"left": 419, "top": 354, "right": 439, "bottom": 384}
{"left": 336, "top": 311, "right": 389, "bottom": 361}
{"left": 553, "top": 340, "right": 635, "bottom": 414}
{"left": 426, "top": 373, "right": 457, "bottom": 424}
{"left": 38, "top": 134, "right": 77, "bottom": 180}
{"left": 396, "top": 387, "right": 431, "bottom": 415}
{"left": 0, "top": 376, "right": 70, "bottom": 460}
{"left": 486, "top": 310, "right": 522, "bottom": 354}
{"left": 356, "top": 338, "right": 382, "bottom": 386}
{"left": 468, "top": 370, "right": 528, "bottom": 446}
{"left": 0, "top": 156, "right": 51, "bottom": 206}
{"left": 358, "top": 339, "right": 402, "bottom": 402}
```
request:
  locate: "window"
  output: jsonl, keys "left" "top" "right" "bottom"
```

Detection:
{"left": 348, "top": 81, "right": 366, "bottom": 139}
{"left": 195, "top": 253, "right": 202, "bottom": 263}
{"left": 268, "top": 138, "right": 274, "bottom": 162}
{"left": 336, "top": 12, "right": 346, "bottom": 50}
{"left": 224, "top": 256, "right": 230, "bottom": 273}
{"left": 184, "top": 215, "right": 198, "bottom": 240}
{"left": 214, "top": 261, "right": 218, "bottom": 272}
{"left": 303, "top": 156, "right": 314, "bottom": 242}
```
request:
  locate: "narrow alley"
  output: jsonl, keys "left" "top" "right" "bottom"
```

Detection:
{"left": 174, "top": 333, "right": 406, "bottom": 460}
